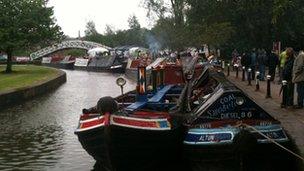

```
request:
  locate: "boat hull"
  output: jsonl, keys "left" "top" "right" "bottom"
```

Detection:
{"left": 108, "top": 125, "right": 184, "bottom": 171}
{"left": 75, "top": 114, "right": 184, "bottom": 171}
{"left": 184, "top": 140, "right": 293, "bottom": 161}
{"left": 42, "top": 62, "right": 75, "bottom": 70}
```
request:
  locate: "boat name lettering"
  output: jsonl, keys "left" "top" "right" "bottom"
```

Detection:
{"left": 199, "top": 134, "right": 215, "bottom": 141}
{"left": 199, "top": 124, "right": 211, "bottom": 128}
{"left": 220, "top": 112, "right": 253, "bottom": 119}
{"left": 206, "top": 101, "right": 237, "bottom": 117}
{"left": 219, "top": 94, "right": 236, "bottom": 105}
{"left": 259, "top": 121, "right": 272, "bottom": 126}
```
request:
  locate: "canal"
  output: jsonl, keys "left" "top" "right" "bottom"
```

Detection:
{"left": 0, "top": 70, "right": 136, "bottom": 171}
{"left": 0, "top": 70, "right": 301, "bottom": 171}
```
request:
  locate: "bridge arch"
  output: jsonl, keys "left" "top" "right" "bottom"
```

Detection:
{"left": 30, "top": 40, "right": 112, "bottom": 59}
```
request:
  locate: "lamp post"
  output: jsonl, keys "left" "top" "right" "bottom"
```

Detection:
{"left": 247, "top": 68, "right": 252, "bottom": 86}
{"left": 255, "top": 71, "right": 260, "bottom": 91}
{"left": 227, "top": 63, "right": 230, "bottom": 76}
{"left": 235, "top": 64, "right": 239, "bottom": 78}
{"left": 242, "top": 66, "right": 245, "bottom": 81}
{"left": 116, "top": 77, "right": 126, "bottom": 106}
{"left": 281, "top": 80, "right": 288, "bottom": 107}
{"left": 266, "top": 75, "right": 272, "bottom": 98}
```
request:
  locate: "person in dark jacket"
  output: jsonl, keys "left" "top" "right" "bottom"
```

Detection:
{"left": 268, "top": 50, "right": 279, "bottom": 81}
{"left": 241, "top": 51, "right": 251, "bottom": 69}
{"left": 282, "top": 47, "right": 295, "bottom": 107}
{"left": 257, "top": 49, "right": 266, "bottom": 80}
{"left": 250, "top": 48, "right": 257, "bottom": 80}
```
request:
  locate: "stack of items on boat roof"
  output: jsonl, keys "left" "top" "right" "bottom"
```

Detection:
{"left": 75, "top": 60, "right": 291, "bottom": 170}
{"left": 73, "top": 47, "right": 127, "bottom": 73}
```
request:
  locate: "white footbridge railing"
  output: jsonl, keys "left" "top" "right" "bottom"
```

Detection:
{"left": 30, "top": 40, "right": 112, "bottom": 60}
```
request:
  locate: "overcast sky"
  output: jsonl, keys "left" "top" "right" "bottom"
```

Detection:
{"left": 48, "top": 0, "right": 150, "bottom": 37}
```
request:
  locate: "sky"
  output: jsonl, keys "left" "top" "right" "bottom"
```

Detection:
{"left": 48, "top": 0, "right": 151, "bottom": 37}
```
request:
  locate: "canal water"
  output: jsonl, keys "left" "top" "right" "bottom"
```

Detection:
{"left": 0, "top": 70, "right": 136, "bottom": 171}
{"left": 0, "top": 70, "right": 301, "bottom": 171}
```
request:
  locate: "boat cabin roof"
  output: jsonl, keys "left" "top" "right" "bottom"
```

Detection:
{"left": 185, "top": 67, "right": 277, "bottom": 125}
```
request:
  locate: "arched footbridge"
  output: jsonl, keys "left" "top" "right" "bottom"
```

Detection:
{"left": 30, "top": 40, "right": 112, "bottom": 59}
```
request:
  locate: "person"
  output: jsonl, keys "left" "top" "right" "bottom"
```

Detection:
{"left": 176, "top": 53, "right": 182, "bottom": 65}
{"left": 292, "top": 51, "right": 304, "bottom": 109}
{"left": 279, "top": 49, "right": 287, "bottom": 83}
{"left": 231, "top": 49, "right": 239, "bottom": 71}
{"left": 282, "top": 48, "right": 295, "bottom": 108}
{"left": 82, "top": 96, "right": 119, "bottom": 114}
{"left": 257, "top": 48, "right": 267, "bottom": 81}
{"left": 207, "top": 52, "right": 215, "bottom": 62}
{"left": 268, "top": 50, "right": 279, "bottom": 81}
{"left": 241, "top": 51, "right": 251, "bottom": 69}
{"left": 250, "top": 48, "right": 257, "bottom": 80}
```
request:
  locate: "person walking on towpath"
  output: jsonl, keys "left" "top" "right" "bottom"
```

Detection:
{"left": 279, "top": 49, "right": 287, "bottom": 83}
{"left": 250, "top": 48, "right": 257, "bottom": 80}
{"left": 241, "top": 51, "right": 251, "bottom": 70}
{"left": 292, "top": 51, "right": 304, "bottom": 109}
{"left": 282, "top": 47, "right": 295, "bottom": 108}
{"left": 257, "top": 48, "right": 268, "bottom": 81}
{"left": 268, "top": 50, "right": 279, "bottom": 81}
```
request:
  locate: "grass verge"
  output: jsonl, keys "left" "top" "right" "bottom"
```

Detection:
{"left": 0, "top": 65, "right": 61, "bottom": 93}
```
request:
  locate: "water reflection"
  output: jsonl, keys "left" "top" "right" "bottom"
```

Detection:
{"left": 0, "top": 70, "right": 136, "bottom": 170}
{"left": 0, "top": 125, "right": 64, "bottom": 170}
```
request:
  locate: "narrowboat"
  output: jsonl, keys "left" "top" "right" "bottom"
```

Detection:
{"left": 182, "top": 67, "right": 291, "bottom": 164}
{"left": 75, "top": 64, "right": 188, "bottom": 171}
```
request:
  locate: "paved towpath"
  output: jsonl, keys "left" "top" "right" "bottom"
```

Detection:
{"left": 226, "top": 70, "right": 304, "bottom": 158}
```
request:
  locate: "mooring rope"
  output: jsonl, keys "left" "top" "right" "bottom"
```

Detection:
{"left": 238, "top": 123, "right": 304, "bottom": 161}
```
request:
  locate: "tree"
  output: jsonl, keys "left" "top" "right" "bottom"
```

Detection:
{"left": 104, "top": 24, "right": 115, "bottom": 36}
{"left": 0, "top": 0, "right": 63, "bottom": 73}
{"left": 143, "top": 0, "right": 187, "bottom": 50}
{"left": 84, "top": 20, "right": 98, "bottom": 36}
{"left": 128, "top": 15, "right": 141, "bottom": 30}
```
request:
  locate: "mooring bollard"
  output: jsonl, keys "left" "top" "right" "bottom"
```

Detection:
{"left": 227, "top": 63, "right": 230, "bottom": 76}
{"left": 242, "top": 66, "right": 245, "bottom": 81}
{"left": 266, "top": 75, "right": 272, "bottom": 98}
{"left": 247, "top": 68, "right": 252, "bottom": 86}
{"left": 235, "top": 64, "right": 239, "bottom": 78}
{"left": 255, "top": 71, "right": 260, "bottom": 91}
{"left": 222, "top": 60, "right": 225, "bottom": 69}
{"left": 281, "top": 80, "right": 288, "bottom": 107}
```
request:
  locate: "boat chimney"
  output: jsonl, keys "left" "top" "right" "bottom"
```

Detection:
{"left": 137, "top": 65, "right": 147, "bottom": 102}
{"left": 152, "top": 67, "right": 158, "bottom": 93}
{"left": 159, "top": 65, "right": 164, "bottom": 88}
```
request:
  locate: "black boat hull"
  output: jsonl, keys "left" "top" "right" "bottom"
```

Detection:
{"left": 184, "top": 141, "right": 294, "bottom": 161}
{"left": 108, "top": 125, "right": 184, "bottom": 171}
{"left": 76, "top": 124, "right": 184, "bottom": 171}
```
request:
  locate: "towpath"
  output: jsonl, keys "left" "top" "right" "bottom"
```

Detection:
{"left": 226, "top": 70, "right": 304, "bottom": 158}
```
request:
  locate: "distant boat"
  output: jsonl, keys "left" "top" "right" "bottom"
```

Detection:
{"left": 41, "top": 55, "right": 75, "bottom": 69}
{"left": 73, "top": 47, "right": 127, "bottom": 73}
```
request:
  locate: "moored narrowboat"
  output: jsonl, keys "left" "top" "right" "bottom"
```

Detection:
{"left": 182, "top": 67, "right": 291, "bottom": 165}
{"left": 75, "top": 64, "right": 187, "bottom": 171}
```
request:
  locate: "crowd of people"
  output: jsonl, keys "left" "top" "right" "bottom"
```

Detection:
{"left": 231, "top": 48, "right": 304, "bottom": 109}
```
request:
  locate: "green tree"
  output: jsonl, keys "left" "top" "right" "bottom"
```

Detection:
{"left": 84, "top": 20, "right": 98, "bottom": 36}
{"left": 143, "top": 0, "right": 187, "bottom": 50}
{"left": 0, "top": 0, "right": 63, "bottom": 73}
{"left": 128, "top": 15, "right": 141, "bottom": 30}
{"left": 104, "top": 24, "right": 115, "bottom": 36}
